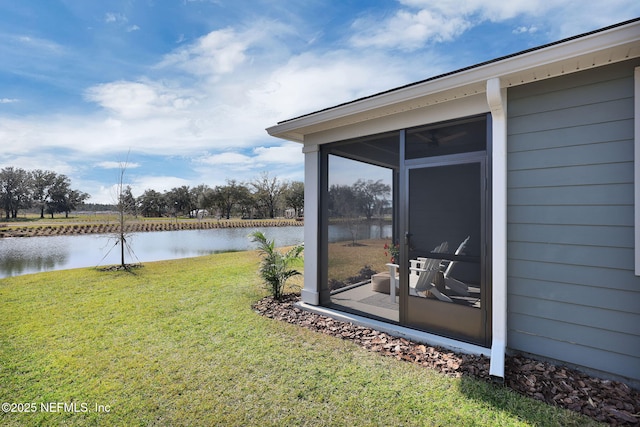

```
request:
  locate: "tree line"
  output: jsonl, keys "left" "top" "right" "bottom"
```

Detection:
{"left": 0, "top": 167, "right": 89, "bottom": 219}
{"left": 328, "top": 179, "right": 391, "bottom": 221}
{"left": 327, "top": 179, "right": 392, "bottom": 245}
{"left": 127, "top": 173, "right": 304, "bottom": 219}
{"left": 0, "top": 166, "right": 304, "bottom": 220}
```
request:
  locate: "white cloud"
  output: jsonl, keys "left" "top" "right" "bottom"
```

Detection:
{"left": 513, "top": 25, "right": 538, "bottom": 34}
{"left": 54, "top": 23, "right": 429, "bottom": 162}
{"left": 105, "top": 12, "right": 127, "bottom": 23}
{"left": 195, "top": 143, "right": 302, "bottom": 170}
{"left": 253, "top": 143, "right": 302, "bottom": 165}
{"left": 0, "top": 13, "right": 441, "bottom": 172}
{"left": 3, "top": 1, "right": 639, "bottom": 205}
{"left": 105, "top": 12, "right": 140, "bottom": 34}
{"left": 158, "top": 20, "right": 295, "bottom": 79}
{"left": 0, "top": 98, "right": 17, "bottom": 104}
{"left": 350, "top": 8, "right": 471, "bottom": 50}
{"left": 96, "top": 161, "right": 141, "bottom": 169}
{"left": 197, "top": 152, "right": 254, "bottom": 166}
{"left": 194, "top": 143, "right": 304, "bottom": 172}
{"left": 158, "top": 28, "right": 249, "bottom": 77}
{"left": 84, "top": 80, "right": 197, "bottom": 119}
{"left": 401, "top": 0, "right": 549, "bottom": 21}
{"left": 349, "top": 0, "right": 639, "bottom": 51}
{"left": 0, "top": 16, "right": 442, "bottom": 170}
{"left": 249, "top": 49, "right": 434, "bottom": 120}
{"left": 189, "top": 144, "right": 304, "bottom": 189}
{"left": 14, "top": 35, "right": 65, "bottom": 55}
{"left": 1, "top": 154, "right": 75, "bottom": 176}
{"left": 549, "top": 0, "right": 640, "bottom": 37}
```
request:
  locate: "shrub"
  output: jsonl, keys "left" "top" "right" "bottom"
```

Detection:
{"left": 350, "top": 265, "right": 377, "bottom": 283}
{"left": 250, "top": 231, "right": 304, "bottom": 300}
{"left": 328, "top": 265, "right": 378, "bottom": 291}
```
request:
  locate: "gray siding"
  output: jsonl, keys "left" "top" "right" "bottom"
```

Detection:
{"left": 506, "top": 58, "right": 640, "bottom": 382}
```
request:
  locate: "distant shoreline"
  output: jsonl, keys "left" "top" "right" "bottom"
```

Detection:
{"left": 0, "top": 218, "right": 303, "bottom": 238}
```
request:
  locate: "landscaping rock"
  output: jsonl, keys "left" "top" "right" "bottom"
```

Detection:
{"left": 0, "top": 219, "right": 302, "bottom": 238}
{"left": 253, "top": 294, "right": 640, "bottom": 426}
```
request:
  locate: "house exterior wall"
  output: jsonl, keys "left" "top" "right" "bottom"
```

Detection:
{"left": 506, "top": 58, "right": 640, "bottom": 382}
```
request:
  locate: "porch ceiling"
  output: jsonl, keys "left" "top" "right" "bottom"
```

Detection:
{"left": 266, "top": 19, "right": 640, "bottom": 143}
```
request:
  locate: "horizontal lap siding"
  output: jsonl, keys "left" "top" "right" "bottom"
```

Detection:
{"left": 506, "top": 59, "right": 640, "bottom": 382}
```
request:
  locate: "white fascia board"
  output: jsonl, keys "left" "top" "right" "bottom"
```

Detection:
{"left": 267, "top": 20, "right": 640, "bottom": 143}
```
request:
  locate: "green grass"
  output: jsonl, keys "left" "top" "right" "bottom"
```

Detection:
{"left": 328, "top": 238, "right": 390, "bottom": 282}
{"left": 0, "top": 252, "right": 600, "bottom": 426}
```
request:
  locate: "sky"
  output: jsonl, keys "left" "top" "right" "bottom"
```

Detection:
{"left": 1, "top": 1, "right": 638, "bottom": 204}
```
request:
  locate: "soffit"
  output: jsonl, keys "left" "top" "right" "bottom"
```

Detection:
{"left": 266, "top": 20, "right": 640, "bottom": 143}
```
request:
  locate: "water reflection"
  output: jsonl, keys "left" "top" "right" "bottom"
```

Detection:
{"left": 1, "top": 237, "right": 70, "bottom": 277}
{"left": 0, "top": 227, "right": 303, "bottom": 278}
{"left": 328, "top": 223, "right": 392, "bottom": 243}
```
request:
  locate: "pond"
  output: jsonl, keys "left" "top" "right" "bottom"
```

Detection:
{"left": 0, "top": 226, "right": 304, "bottom": 279}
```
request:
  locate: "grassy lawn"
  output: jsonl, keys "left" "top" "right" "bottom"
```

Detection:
{"left": 328, "top": 238, "right": 390, "bottom": 283}
{"left": 0, "top": 252, "right": 600, "bottom": 426}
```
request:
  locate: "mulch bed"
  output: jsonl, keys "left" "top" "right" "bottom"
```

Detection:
{"left": 253, "top": 294, "right": 640, "bottom": 425}
{"left": 96, "top": 264, "right": 144, "bottom": 272}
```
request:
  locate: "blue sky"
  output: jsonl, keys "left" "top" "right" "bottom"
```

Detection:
{"left": 1, "top": 1, "right": 638, "bottom": 204}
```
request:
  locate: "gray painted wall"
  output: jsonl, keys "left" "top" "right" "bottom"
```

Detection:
{"left": 506, "top": 58, "right": 640, "bottom": 382}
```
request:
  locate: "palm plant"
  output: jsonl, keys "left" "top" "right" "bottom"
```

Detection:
{"left": 250, "top": 231, "right": 303, "bottom": 300}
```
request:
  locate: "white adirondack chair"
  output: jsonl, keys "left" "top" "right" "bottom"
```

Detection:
{"left": 441, "top": 236, "right": 470, "bottom": 296}
{"left": 387, "top": 241, "right": 453, "bottom": 302}
{"left": 412, "top": 242, "right": 452, "bottom": 302}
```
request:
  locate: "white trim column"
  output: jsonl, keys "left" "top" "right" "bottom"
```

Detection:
{"left": 301, "top": 143, "right": 321, "bottom": 305}
{"left": 486, "top": 78, "right": 507, "bottom": 379}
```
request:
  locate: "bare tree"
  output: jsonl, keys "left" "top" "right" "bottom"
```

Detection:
{"left": 103, "top": 155, "right": 137, "bottom": 270}
{"left": 115, "top": 160, "right": 130, "bottom": 268}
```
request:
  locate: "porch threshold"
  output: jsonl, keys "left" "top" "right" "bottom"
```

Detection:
{"left": 296, "top": 302, "right": 491, "bottom": 358}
